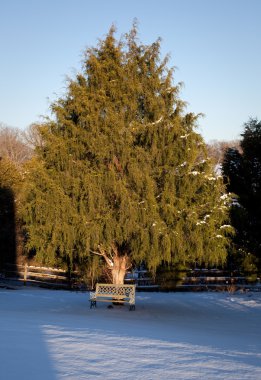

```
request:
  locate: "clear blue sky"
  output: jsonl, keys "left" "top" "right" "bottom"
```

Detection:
{"left": 1, "top": 0, "right": 260, "bottom": 142}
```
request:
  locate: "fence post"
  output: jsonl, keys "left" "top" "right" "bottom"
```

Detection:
{"left": 24, "top": 263, "right": 27, "bottom": 286}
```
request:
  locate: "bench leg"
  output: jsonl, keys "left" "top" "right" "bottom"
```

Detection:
{"left": 129, "top": 304, "right": 135, "bottom": 311}
{"left": 90, "top": 300, "right": 96, "bottom": 309}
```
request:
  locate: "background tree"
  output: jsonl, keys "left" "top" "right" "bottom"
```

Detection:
{"left": 0, "top": 123, "right": 32, "bottom": 166}
{"left": 23, "top": 26, "right": 231, "bottom": 284}
{"left": 207, "top": 139, "right": 240, "bottom": 174}
{"left": 22, "top": 123, "right": 44, "bottom": 152}
{"left": 0, "top": 123, "right": 31, "bottom": 269}
{"left": 0, "top": 157, "right": 23, "bottom": 269}
{"left": 222, "top": 118, "right": 261, "bottom": 274}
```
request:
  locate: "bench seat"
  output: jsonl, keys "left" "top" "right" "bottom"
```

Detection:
{"left": 90, "top": 283, "right": 136, "bottom": 310}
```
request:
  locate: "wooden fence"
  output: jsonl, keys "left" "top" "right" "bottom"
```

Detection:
{"left": 1, "top": 264, "right": 260, "bottom": 291}
{"left": 1, "top": 263, "right": 83, "bottom": 289}
{"left": 173, "top": 269, "right": 260, "bottom": 291}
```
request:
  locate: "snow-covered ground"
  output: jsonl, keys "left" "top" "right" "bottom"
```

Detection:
{"left": 0, "top": 286, "right": 260, "bottom": 380}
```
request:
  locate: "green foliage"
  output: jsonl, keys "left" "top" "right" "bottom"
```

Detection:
{"left": 156, "top": 262, "right": 189, "bottom": 290}
{"left": 0, "top": 157, "right": 22, "bottom": 191}
{"left": 242, "top": 254, "right": 258, "bottom": 282}
{"left": 75, "top": 255, "right": 105, "bottom": 289}
{"left": 222, "top": 118, "right": 261, "bottom": 272}
{"left": 0, "top": 157, "right": 23, "bottom": 268}
{"left": 23, "top": 25, "right": 230, "bottom": 272}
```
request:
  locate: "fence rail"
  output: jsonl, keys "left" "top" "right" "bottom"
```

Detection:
{"left": 173, "top": 270, "right": 261, "bottom": 291}
{"left": 1, "top": 264, "right": 260, "bottom": 292}
{"left": 1, "top": 263, "right": 82, "bottom": 289}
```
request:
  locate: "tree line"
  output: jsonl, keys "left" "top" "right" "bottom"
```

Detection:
{"left": 0, "top": 25, "right": 260, "bottom": 286}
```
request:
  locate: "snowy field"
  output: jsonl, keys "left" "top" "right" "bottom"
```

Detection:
{"left": 0, "top": 286, "right": 260, "bottom": 380}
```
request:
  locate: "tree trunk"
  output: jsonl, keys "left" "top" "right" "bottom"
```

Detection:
{"left": 111, "top": 254, "right": 128, "bottom": 285}
{"left": 94, "top": 245, "right": 131, "bottom": 285}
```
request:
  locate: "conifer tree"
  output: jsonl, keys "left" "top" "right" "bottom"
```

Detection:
{"left": 23, "top": 25, "right": 230, "bottom": 284}
{"left": 223, "top": 118, "right": 261, "bottom": 272}
{"left": 0, "top": 157, "right": 22, "bottom": 268}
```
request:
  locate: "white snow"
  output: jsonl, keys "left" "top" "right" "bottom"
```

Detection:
{"left": 1, "top": 287, "right": 261, "bottom": 379}
{"left": 149, "top": 116, "right": 163, "bottom": 125}
{"left": 220, "top": 224, "right": 232, "bottom": 229}
{"left": 220, "top": 194, "right": 229, "bottom": 200}
{"left": 196, "top": 220, "right": 206, "bottom": 225}
{"left": 180, "top": 134, "right": 190, "bottom": 139}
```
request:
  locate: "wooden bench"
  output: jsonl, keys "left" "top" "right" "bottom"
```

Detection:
{"left": 90, "top": 283, "right": 136, "bottom": 310}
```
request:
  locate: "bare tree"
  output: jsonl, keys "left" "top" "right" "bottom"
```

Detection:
{"left": 0, "top": 123, "right": 33, "bottom": 165}
{"left": 22, "top": 123, "right": 44, "bottom": 151}
{"left": 207, "top": 139, "right": 241, "bottom": 166}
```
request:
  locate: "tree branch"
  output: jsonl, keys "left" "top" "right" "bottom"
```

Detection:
{"left": 111, "top": 242, "right": 119, "bottom": 257}
{"left": 90, "top": 249, "right": 103, "bottom": 256}
{"left": 96, "top": 245, "right": 114, "bottom": 268}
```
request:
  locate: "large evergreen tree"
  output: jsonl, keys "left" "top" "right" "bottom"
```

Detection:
{"left": 23, "top": 26, "right": 230, "bottom": 284}
{"left": 222, "top": 118, "right": 261, "bottom": 272}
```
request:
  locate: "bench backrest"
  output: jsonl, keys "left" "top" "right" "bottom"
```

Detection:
{"left": 95, "top": 283, "right": 136, "bottom": 304}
